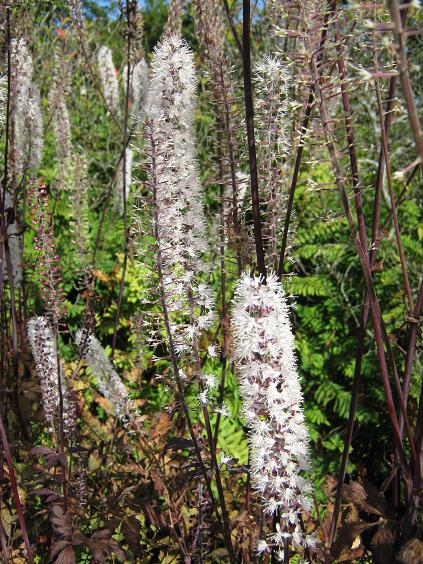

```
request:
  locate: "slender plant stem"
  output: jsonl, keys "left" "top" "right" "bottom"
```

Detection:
{"left": 374, "top": 75, "right": 414, "bottom": 310}
{"left": 277, "top": 91, "right": 314, "bottom": 278}
{"left": 328, "top": 304, "right": 369, "bottom": 545}
{"left": 187, "top": 288, "right": 236, "bottom": 562}
{"left": 370, "top": 75, "right": 398, "bottom": 264}
{"left": 0, "top": 415, "right": 34, "bottom": 563}
{"left": 91, "top": 140, "right": 131, "bottom": 267}
{"left": 112, "top": 1, "right": 132, "bottom": 358}
{"left": 218, "top": 64, "right": 243, "bottom": 275}
{"left": 0, "top": 7, "right": 24, "bottom": 442}
{"left": 382, "top": 12, "right": 423, "bottom": 537}
{"left": 399, "top": 279, "right": 423, "bottom": 435}
{"left": 242, "top": 0, "right": 266, "bottom": 279}
{"left": 329, "top": 9, "right": 417, "bottom": 536}
{"left": 222, "top": 0, "right": 243, "bottom": 57}
{"left": 407, "top": 316, "right": 423, "bottom": 537}
{"left": 334, "top": 13, "right": 367, "bottom": 248}
{"left": 54, "top": 328, "right": 68, "bottom": 509}
{"left": 400, "top": 279, "right": 423, "bottom": 540}
{"left": 310, "top": 53, "right": 411, "bottom": 479}
{"left": 0, "top": 516, "right": 9, "bottom": 562}
{"left": 213, "top": 129, "right": 229, "bottom": 445}
{"left": 149, "top": 130, "right": 232, "bottom": 554}
{"left": 388, "top": 0, "right": 423, "bottom": 174}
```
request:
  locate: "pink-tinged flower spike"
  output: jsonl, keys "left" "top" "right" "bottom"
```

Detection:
{"left": 28, "top": 179, "right": 66, "bottom": 325}
{"left": 75, "top": 330, "right": 132, "bottom": 421}
{"left": 97, "top": 45, "right": 120, "bottom": 117}
{"left": 27, "top": 316, "right": 76, "bottom": 436}
{"left": 232, "top": 273, "right": 315, "bottom": 557}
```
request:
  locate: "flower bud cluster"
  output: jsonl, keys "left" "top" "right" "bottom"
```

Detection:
{"left": 193, "top": 0, "right": 243, "bottom": 250}
{"left": 232, "top": 273, "right": 316, "bottom": 558}
{"left": 162, "top": 0, "right": 185, "bottom": 39}
{"left": 67, "top": 0, "right": 84, "bottom": 30}
{"left": 75, "top": 330, "right": 132, "bottom": 420}
{"left": 270, "top": 0, "right": 329, "bottom": 119}
{"left": 127, "top": 3, "right": 145, "bottom": 64}
{"left": 28, "top": 179, "right": 66, "bottom": 323}
{"left": 27, "top": 316, "right": 76, "bottom": 436}
{"left": 254, "top": 55, "right": 292, "bottom": 266}
{"left": 64, "top": 154, "right": 91, "bottom": 274}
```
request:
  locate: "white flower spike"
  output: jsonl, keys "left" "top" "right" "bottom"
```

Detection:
{"left": 232, "top": 272, "right": 314, "bottom": 555}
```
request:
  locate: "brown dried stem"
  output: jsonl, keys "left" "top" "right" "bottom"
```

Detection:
{"left": 277, "top": 7, "right": 333, "bottom": 277}
{"left": 310, "top": 50, "right": 412, "bottom": 480}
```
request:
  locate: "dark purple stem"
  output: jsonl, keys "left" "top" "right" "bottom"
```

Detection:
{"left": 242, "top": 0, "right": 266, "bottom": 280}
{"left": 0, "top": 415, "right": 34, "bottom": 563}
{"left": 112, "top": 1, "right": 132, "bottom": 358}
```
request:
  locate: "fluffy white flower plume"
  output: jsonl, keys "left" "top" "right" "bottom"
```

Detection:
{"left": 97, "top": 45, "right": 120, "bottom": 116}
{"left": 11, "top": 39, "right": 44, "bottom": 175}
{"left": 27, "top": 316, "right": 76, "bottom": 435}
{"left": 75, "top": 330, "right": 131, "bottom": 420}
{"left": 11, "top": 38, "right": 32, "bottom": 104}
{"left": 2, "top": 68, "right": 21, "bottom": 284}
{"left": 114, "top": 147, "right": 133, "bottom": 214}
{"left": 130, "top": 57, "right": 149, "bottom": 119}
{"left": 232, "top": 273, "right": 315, "bottom": 555}
{"left": 141, "top": 35, "right": 215, "bottom": 354}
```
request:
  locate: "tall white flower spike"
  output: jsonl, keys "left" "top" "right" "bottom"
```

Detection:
{"left": 141, "top": 35, "right": 215, "bottom": 354}
{"left": 232, "top": 273, "right": 315, "bottom": 557}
